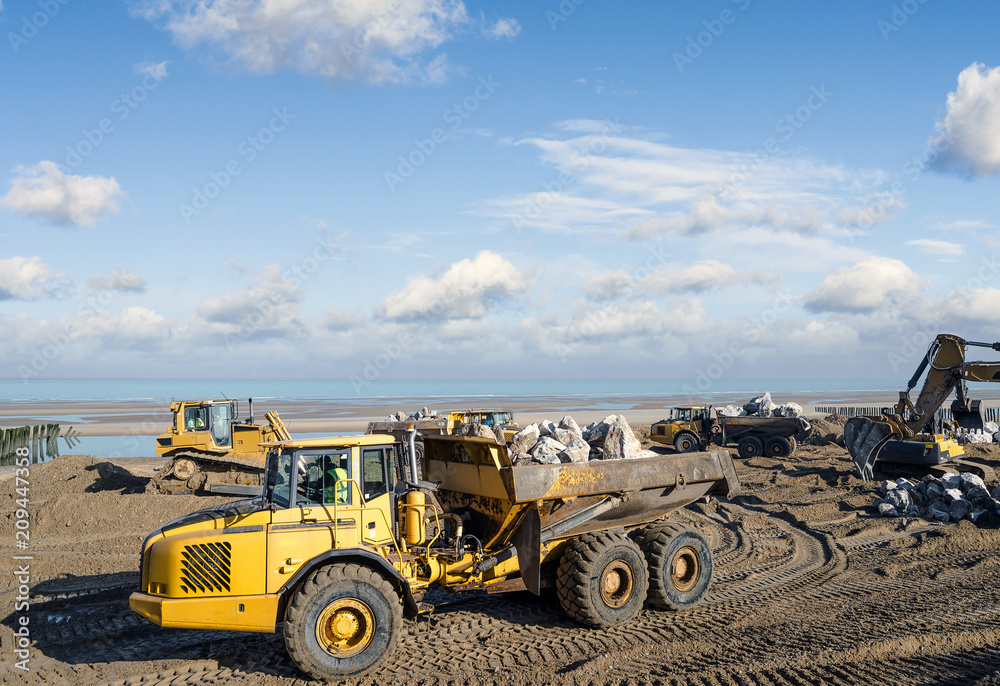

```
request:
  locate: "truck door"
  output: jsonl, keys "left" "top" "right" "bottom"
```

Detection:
{"left": 359, "top": 447, "right": 396, "bottom": 545}
{"left": 208, "top": 403, "right": 232, "bottom": 448}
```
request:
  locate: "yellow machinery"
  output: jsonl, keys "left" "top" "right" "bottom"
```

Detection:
{"left": 366, "top": 408, "right": 519, "bottom": 459}
{"left": 845, "top": 334, "right": 1000, "bottom": 480}
{"left": 651, "top": 405, "right": 810, "bottom": 458}
{"left": 150, "top": 398, "right": 291, "bottom": 495}
{"left": 131, "top": 431, "right": 739, "bottom": 679}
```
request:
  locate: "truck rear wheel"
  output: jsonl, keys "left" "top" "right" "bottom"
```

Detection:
{"left": 284, "top": 563, "right": 403, "bottom": 679}
{"left": 737, "top": 436, "right": 764, "bottom": 459}
{"left": 674, "top": 433, "right": 699, "bottom": 453}
{"left": 765, "top": 435, "right": 792, "bottom": 458}
{"left": 556, "top": 532, "right": 649, "bottom": 629}
{"left": 635, "top": 523, "right": 712, "bottom": 611}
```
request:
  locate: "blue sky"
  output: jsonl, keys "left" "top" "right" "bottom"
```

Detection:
{"left": 2, "top": 0, "right": 1000, "bottom": 386}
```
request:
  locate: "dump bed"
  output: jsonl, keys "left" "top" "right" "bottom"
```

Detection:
{"left": 422, "top": 436, "right": 739, "bottom": 553}
{"left": 717, "top": 415, "right": 810, "bottom": 440}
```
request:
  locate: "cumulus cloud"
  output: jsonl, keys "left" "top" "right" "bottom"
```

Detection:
{"left": 88, "top": 269, "right": 147, "bottom": 293}
{"left": 804, "top": 257, "right": 921, "bottom": 313}
{"left": 131, "top": 0, "right": 516, "bottom": 84}
{"left": 946, "top": 288, "right": 1000, "bottom": 322}
{"left": 929, "top": 63, "right": 1000, "bottom": 176}
{"left": 1, "top": 161, "right": 124, "bottom": 227}
{"left": 198, "top": 264, "right": 304, "bottom": 338}
{"left": 0, "top": 256, "right": 69, "bottom": 300}
{"left": 905, "top": 239, "right": 964, "bottom": 257}
{"left": 379, "top": 250, "right": 527, "bottom": 321}
{"left": 582, "top": 260, "right": 766, "bottom": 301}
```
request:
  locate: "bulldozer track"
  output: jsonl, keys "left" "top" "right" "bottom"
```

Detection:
{"left": 26, "top": 491, "right": 1000, "bottom": 686}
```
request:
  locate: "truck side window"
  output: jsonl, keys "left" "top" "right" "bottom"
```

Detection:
{"left": 296, "top": 452, "right": 350, "bottom": 506}
{"left": 361, "top": 449, "right": 391, "bottom": 501}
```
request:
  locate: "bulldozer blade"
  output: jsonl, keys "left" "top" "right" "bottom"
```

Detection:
{"left": 844, "top": 417, "right": 895, "bottom": 481}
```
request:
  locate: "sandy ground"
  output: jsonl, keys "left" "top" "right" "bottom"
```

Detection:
{"left": 5, "top": 416, "right": 1000, "bottom": 685}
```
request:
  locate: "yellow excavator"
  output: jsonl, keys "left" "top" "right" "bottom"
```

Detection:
{"left": 845, "top": 334, "right": 1000, "bottom": 481}
{"left": 149, "top": 398, "right": 291, "bottom": 495}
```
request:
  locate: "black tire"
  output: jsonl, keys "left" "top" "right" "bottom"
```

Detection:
{"left": 556, "top": 532, "right": 649, "bottom": 628}
{"left": 635, "top": 523, "right": 713, "bottom": 611}
{"left": 737, "top": 435, "right": 764, "bottom": 459}
{"left": 284, "top": 563, "right": 403, "bottom": 679}
{"left": 765, "top": 435, "right": 792, "bottom": 458}
{"left": 673, "top": 432, "right": 700, "bottom": 453}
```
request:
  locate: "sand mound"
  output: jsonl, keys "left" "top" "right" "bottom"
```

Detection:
{"left": 805, "top": 414, "right": 847, "bottom": 446}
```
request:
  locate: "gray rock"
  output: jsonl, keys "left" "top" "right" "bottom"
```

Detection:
{"left": 718, "top": 405, "right": 745, "bottom": 417}
{"left": 538, "top": 420, "right": 557, "bottom": 437}
{"left": 943, "top": 487, "right": 965, "bottom": 503}
{"left": 885, "top": 489, "right": 913, "bottom": 512}
{"left": 558, "top": 438, "right": 590, "bottom": 463}
{"left": 744, "top": 392, "right": 778, "bottom": 417}
{"left": 509, "top": 424, "right": 540, "bottom": 456}
{"left": 969, "top": 507, "right": 986, "bottom": 523}
{"left": 513, "top": 452, "right": 533, "bottom": 466}
{"left": 552, "top": 428, "right": 578, "bottom": 447}
{"left": 878, "top": 502, "right": 899, "bottom": 517}
{"left": 589, "top": 446, "right": 605, "bottom": 460}
{"left": 584, "top": 420, "right": 609, "bottom": 445}
{"left": 880, "top": 480, "right": 897, "bottom": 496}
{"left": 992, "top": 483, "right": 1000, "bottom": 500}
{"left": 530, "top": 436, "right": 567, "bottom": 464}
{"left": 463, "top": 423, "right": 501, "bottom": 443}
{"left": 950, "top": 499, "right": 973, "bottom": 520}
{"left": 775, "top": 402, "right": 803, "bottom": 418}
{"left": 927, "top": 502, "right": 952, "bottom": 522}
{"left": 960, "top": 472, "right": 988, "bottom": 492}
{"left": 600, "top": 415, "right": 642, "bottom": 460}
{"left": 895, "top": 478, "right": 914, "bottom": 490}
{"left": 926, "top": 482, "right": 945, "bottom": 500}
{"left": 557, "top": 416, "right": 584, "bottom": 441}
{"left": 940, "top": 473, "right": 961, "bottom": 490}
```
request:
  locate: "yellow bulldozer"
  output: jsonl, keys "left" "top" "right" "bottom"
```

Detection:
{"left": 149, "top": 398, "right": 291, "bottom": 495}
{"left": 130, "top": 429, "right": 739, "bottom": 679}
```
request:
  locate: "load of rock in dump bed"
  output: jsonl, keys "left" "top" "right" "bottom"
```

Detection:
{"left": 385, "top": 406, "right": 440, "bottom": 422}
{"left": 875, "top": 472, "right": 1000, "bottom": 524}
{"left": 507, "top": 415, "right": 658, "bottom": 466}
{"left": 717, "top": 392, "right": 802, "bottom": 419}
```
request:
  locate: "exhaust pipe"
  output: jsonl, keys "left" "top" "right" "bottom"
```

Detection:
{"left": 407, "top": 424, "right": 419, "bottom": 483}
{"left": 248, "top": 398, "right": 254, "bottom": 424}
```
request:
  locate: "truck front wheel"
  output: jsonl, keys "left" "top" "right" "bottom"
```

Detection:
{"left": 284, "top": 563, "right": 403, "bottom": 679}
{"left": 635, "top": 523, "right": 713, "bottom": 611}
{"left": 557, "top": 532, "right": 649, "bottom": 629}
{"left": 673, "top": 432, "right": 700, "bottom": 453}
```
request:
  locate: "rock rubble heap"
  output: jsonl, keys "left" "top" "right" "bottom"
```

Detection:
{"left": 717, "top": 392, "right": 803, "bottom": 419}
{"left": 876, "top": 472, "right": 1000, "bottom": 524}
{"left": 508, "top": 414, "right": 657, "bottom": 466}
{"left": 385, "top": 407, "right": 440, "bottom": 422}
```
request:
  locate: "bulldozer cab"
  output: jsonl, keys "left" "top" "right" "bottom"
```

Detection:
{"left": 177, "top": 400, "right": 235, "bottom": 449}
{"left": 673, "top": 406, "right": 710, "bottom": 423}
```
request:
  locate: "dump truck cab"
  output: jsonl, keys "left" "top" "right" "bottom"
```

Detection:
{"left": 650, "top": 406, "right": 713, "bottom": 452}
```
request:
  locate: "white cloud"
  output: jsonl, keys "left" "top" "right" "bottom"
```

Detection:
{"left": 131, "top": 0, "right": 516, "bottom": 84}
{"left": 582, "top": 260, "right": 763, "bottom": 301}
{"left": 0, "top": 256, "right": 69, "bottom": 300}
{"left": 88, "top": 269, "right": 147, "bottom": 293}
{"left": 475, "top": 124, "right": 894, "bottom": 237}
{"left": 930, "top": 63, "right": 1000, "bottom": 176}
{"left": 928, "top": 219, "right": 993, "bottom": 232}
{"left": 905, "top": 239, "right": 964, "bottom": 257}
{"left": 805, "top": 257, "right": 921, "bottom": 313}
{"left": 1, "top": 161, "right": 124, "bottom": 227}
{"left": 946, "top": 288, "right": 1000, "bottom": 322}
{"left": 133, "top": 60, "right": 169, "bottom": 79}
{"left": 379, "top": 250, "right": 528, "bottom": 321}
{"left": 581, "top": 270, "right": 634, "bottom": 301}
{"left": 573, "top": 77, "right": 587, "bottom": 85}
{"left": 197, "top": 264, "right": 304, "bottom": 337}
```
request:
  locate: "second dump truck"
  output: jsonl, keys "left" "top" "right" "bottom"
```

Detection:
{"left": 651, "top": 405, "right": 811, "bottom": 458}
{"left": 130, "top": 430, "right": 739, "bottom": 679}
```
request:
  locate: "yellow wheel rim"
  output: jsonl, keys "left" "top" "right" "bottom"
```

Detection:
{"left": 670, "top": 546, "right": 700, "bottom": 592}
{"left": 599, "top": 561, "right": 634, "bottom": 608}
{"left": 315, "top": 598, "right": 375, "bottom": 658}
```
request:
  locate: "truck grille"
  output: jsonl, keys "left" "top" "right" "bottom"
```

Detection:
{"left": 179, "top": 542, "right": 232, "bottom": 594}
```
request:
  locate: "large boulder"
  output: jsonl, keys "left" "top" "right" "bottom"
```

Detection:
{"left": 552, "top": 428, "right": 578, "bottom": 447}
{"left": 462, "top": 423, "right": 502, "bottom": 443}
{"left": 530, "top": 436, "right": 566, "bottom": 464}
{"left": 600, "top": 415, "right": 641, "bottom": 460}
{"left": 509, "top": 424, "right": 540, "bottom": 456}
{"left": 718, "top": 405, "right": 745, "bottom": 417}
{"left": 558, "top": 438, "right": 590, "bottom": 463}
{"left": 744, "top": 393, "right": 777, "bottom": 417}
{"left": 775, "top": 402, "right": 803, "bottom": 418}
{"left": 557, "top": 415, "right": 584, "bottom": 442}
{"left": 583, "top": 420, "right": 608, "bottom": 445}
{"left": 538, "top": 420, "right": 558, "bottom": 437}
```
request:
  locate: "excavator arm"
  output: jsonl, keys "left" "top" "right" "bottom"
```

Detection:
{"left": 846, "top": 334, "right": 1000, "bottom": 480}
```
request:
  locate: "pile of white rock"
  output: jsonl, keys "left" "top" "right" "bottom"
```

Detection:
{"left": 716, "top": 392, "right": 803, "bottom": 419}
{"left": 385, "top": 407, "right": 440, "bottom": 422}
{"left": 961, "top": 422, "right": 1000, "bottom": 444}
{"left": 507, "top": 415, "right": 657, "bottom": 466}
{"left": 875, "top": 472, "right": 1000, "bottom": 524}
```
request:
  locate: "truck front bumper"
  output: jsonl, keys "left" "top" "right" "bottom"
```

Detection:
{"left": 129, "top": 591, "right": 279, "bottom": 633}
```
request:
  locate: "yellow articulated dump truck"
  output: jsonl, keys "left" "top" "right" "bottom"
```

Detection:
{"left": 130, "top": 431, "right": 740, "bottom": 679}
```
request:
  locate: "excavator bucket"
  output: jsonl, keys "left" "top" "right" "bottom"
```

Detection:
{"left": 950, "top": 399, "right": 985, "bottom": 431}
{"left": 844, "top": 417, "right": 895, "bottom": 481}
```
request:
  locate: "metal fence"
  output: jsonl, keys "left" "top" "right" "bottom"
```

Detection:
{"left": 815, "top": 406, "right": 1000, "bottom": 424}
